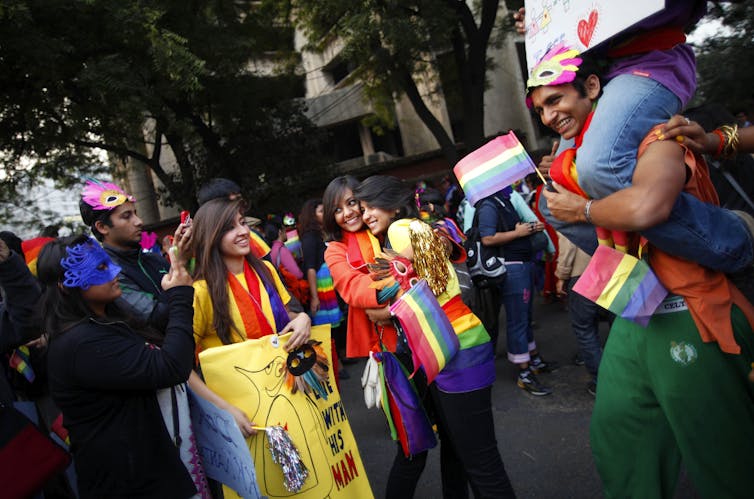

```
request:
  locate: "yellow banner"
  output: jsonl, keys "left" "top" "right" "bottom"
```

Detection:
{"left": 199, "top": 325, "right": 373, "bottom": 499}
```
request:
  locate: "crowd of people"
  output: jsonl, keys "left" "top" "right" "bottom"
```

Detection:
{"left": 2, "top": 3, "right": 754, "bottom": 498}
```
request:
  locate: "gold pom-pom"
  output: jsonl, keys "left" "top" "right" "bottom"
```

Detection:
{"left": 408, "top": 219, "right": 449, "bottom": 296}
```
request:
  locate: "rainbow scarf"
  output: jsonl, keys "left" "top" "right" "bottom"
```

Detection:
{"left": 390, "top": 279, "right": 460, "bottom": 384}
{"left": 312, "top": 263, "right": 343, "bottom": 326}
{"left": 550, "top": 110, "right": 666, "bottom": 323}
{"left": 227, "top": 260, "right": 289, "bottom": 339}
{"left": 344, "top": 230, "right": 381, "bottom": 269}
{"left": 549, "top": 110, "right": 633, "bottom": 253}
{"left": 453, "top": 131, "right": 536, "bottom": 206}
{"left": 9, "top": 346, "right": 35, "bottom": 383}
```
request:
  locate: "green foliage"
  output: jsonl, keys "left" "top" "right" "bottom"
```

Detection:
{"left": 0, "top": 0, "right": 328, "bottom": 220}
{"left": 293, "top": 0, "right": 509, "bottom": 161}
{"left": 694, "top": 2, "right": 754, "bottom": 113}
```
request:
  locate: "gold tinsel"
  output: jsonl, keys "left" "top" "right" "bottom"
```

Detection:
{"left": 408, "top": 219, "right": 449, "bottom": 296}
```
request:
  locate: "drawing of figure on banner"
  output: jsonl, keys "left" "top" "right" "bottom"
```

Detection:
{"left": 199, "top": 325, "right": 374, "bottom": 499}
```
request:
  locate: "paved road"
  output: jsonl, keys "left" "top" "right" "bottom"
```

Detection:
{"left": 337, "top": 294, "right": 699, "bottom": 499}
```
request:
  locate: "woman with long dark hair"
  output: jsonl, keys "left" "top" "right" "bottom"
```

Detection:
{"left": 187, "top": 198, "right": 311, "bottom": 436}
{"left": 40, "top": 234, "right": 201, "bottom": 498}
{"left": 355, "top": 175, "right": 515, "bottom": 499}
{"left": 323, "top": 176, "right": 414, "bottom": 495}
{"left": 299, "top": 198, "right": 343, "bottom": 327}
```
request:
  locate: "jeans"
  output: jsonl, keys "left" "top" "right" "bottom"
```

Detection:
{"left": 500, "top": 262, "right": 535, "bottom": 364}
{"left": 430, "top": 385, "right": 516, "bottom": 499}
{"left": 567, "top": 277, "right": 603, "bottom": 380}
{"left": 545, "top": 74, "right": 753, "bottom": 273}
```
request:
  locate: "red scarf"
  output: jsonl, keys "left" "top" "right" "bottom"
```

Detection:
{"left": 227, "top": 260, "right": 274, "bottom": 339}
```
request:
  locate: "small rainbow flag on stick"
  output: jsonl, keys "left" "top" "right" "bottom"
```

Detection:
{"left": 453, "top": 131, "right": 536, "bottom": 206}
{"left": 572, "top": 245, "right": 668, "bottom": 327}
{"left": 390, "top": 279, "right": 459, "bottom": 384}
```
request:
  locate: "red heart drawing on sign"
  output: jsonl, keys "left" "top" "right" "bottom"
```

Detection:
{"left": 578, "top": 10, "right": 598, "bottom": 48}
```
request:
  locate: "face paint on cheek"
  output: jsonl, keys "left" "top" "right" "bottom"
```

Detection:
{"left": 61, "top": 238, "right": 122, "bottom": 290}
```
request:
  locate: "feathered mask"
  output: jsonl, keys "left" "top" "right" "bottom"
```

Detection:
{"left": 282, "top": 340, "right": 330, "bottom": 399}
{"left": 81, "top": 178, "right": 135, "bottom": 211}
{"left": 526, "top": 43, "right": 582, "bottom": 106}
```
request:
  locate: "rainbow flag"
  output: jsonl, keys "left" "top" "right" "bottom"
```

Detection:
{"left": 9, "top": 346, "right": 35, "bottom": 383}
{"left": 284, "top": 229, "right": 302, "bottom": 261}
{"left": 453, "top": 131, "right": 536, "bottom": 206}
{"left": 572, "top": 245, "right": 667, "bottom": 327}
{"left": 249, "top": 229, "right": 271, "bottom": 259}
{"left": 390, "top": 279, "right": 460, "bottom": 384}
{"left": 21, "top": 237, "right": 55, "bottom": 276}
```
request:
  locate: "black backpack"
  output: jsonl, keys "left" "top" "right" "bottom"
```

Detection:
{"left": 464, "top": 198, "right": 507, "bottom": 288}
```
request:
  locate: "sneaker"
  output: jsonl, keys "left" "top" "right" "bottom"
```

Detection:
{"left": 587, "top": 380, "right": 597, "bottom": 397}
{"left": 517, "top": 370, "right": 552, "bottom": 396}
{"left": 572, "top": 353, "right": 585, "bottom": 366}
{"left": 530, "top": 357, "right": 560, "bottom": 374}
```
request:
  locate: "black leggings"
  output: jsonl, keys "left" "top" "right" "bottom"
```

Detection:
{"left": 431, "top": 385, "right": 515, "bottom": 498}
{"left": 385, "top": 353, "right": 514, "bottom": 498}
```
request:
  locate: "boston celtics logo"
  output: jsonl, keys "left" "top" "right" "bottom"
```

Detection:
{"left": 670, "top": 341, "right": 698, "bottom": 366}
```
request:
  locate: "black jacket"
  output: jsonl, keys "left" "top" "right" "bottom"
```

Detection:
{"left": 47, "top": 286, "right": 196, "bottom": 499}
{"left": 104, "top": 245, "right": 170, "bottom": 331}
{"left": 0, "top": 251, "right": 42, "bottom": 403}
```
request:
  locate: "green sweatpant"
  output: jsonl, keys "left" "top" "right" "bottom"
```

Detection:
{"left": 590, "top": 296, "right": 754, "bottom": 499}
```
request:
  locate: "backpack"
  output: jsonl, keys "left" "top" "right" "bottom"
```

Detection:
{"left": 464, "top": 198, "right": 507, "bottom": 288}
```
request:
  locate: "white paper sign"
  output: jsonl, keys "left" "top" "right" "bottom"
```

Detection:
{"left": 524, "top": 0, "right": 665, "bottom": 74}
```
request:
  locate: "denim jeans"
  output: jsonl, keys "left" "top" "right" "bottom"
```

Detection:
{"left": 430, "top": 385, "right": 515, "bottom": 499}
{"left": 499, "top": 262, "right": 535, "bottom": 363}
{"left": 543, "top": 76, "right": 753, "bottom": 272}
{"left": 567, "top": 277, "right": 603, "bottom": 380}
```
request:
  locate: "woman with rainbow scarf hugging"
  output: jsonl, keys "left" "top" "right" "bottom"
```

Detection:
{"left": 187, "top": 197, "right": 312, "bottom": 437}
{"left": 40, "top": 235, "right": 202, "bottom": 498}
{"left": 528, "top": 48, "right": 754, "bottom": 498}
{"left": 323, "top": 174, "right": 515, "bottom": 499}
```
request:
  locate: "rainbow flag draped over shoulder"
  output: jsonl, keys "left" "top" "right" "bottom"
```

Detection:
{"left": 390, "top": 279, "right": 459, "bottom": 384}
{"left": 572, "top": 245, "right": 667, "bottom": 327}
{"left": 453, "top": 131, "right": 535, "bottom": 206}
{"left": 248, "top": 229, "right": 271, "bottom": 259}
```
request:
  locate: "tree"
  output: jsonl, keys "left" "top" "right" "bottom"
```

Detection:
{"left": 693, "top": 2, "right": 754, "bottom": 115}
{"left": 293, "top": 0, "right": 513, "bottom": 166}
{"left": 0, "top": 0, "right": 329, "bottom": 217}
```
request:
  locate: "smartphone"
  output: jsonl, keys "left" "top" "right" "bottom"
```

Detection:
{"left": 545, "top": 180, "right": 557, "bottom": 193}
{"left": 180, "top": 210, "right": 191, "bottom": 225}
